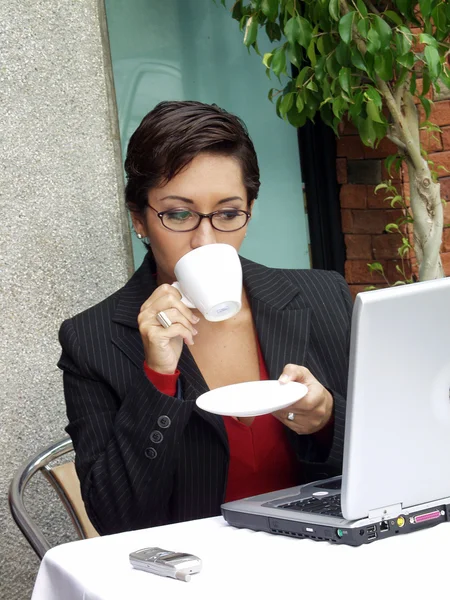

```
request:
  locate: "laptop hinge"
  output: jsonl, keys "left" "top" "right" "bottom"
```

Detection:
{"left": 368, "top": 503, "right": 403, "bottom": 520}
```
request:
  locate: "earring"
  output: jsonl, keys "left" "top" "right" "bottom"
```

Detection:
{"left": 137, "top": 233, "right": 143, "bottom": 239}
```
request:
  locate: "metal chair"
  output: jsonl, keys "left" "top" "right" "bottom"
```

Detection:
{"left": 8, "top": 437, "right": 99, "bottom": 559}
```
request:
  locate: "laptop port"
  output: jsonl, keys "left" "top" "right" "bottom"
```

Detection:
{"left": 380, "top": 521, "right": 389, "bottom": 532}
{"left": 368, "top": 532, "right": 377, "bottom": 541}
{"left": 367, "top": 525, "right": 376, "bottom": 534}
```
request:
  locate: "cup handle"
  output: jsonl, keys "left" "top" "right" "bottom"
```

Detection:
{"left": 171, "top": 282, "right": 196, "bottom": 309}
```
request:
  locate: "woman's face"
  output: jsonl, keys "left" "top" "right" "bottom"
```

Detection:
{"left": 131, "top": 153, "right": 252, "bottom": 284}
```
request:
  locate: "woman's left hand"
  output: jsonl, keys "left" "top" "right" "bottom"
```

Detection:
{"left": 272, "top": 364, "right": 333, "bottom": 434}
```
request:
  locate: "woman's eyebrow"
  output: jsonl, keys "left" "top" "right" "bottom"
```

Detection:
{"left": 160, "top": 195, "right": 244, "bottom": 204}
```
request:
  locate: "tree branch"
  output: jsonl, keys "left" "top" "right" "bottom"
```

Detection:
{"left": 387, "top": 131, "right": 407, "bottom": 151}
{"left": 362, "top": 0, "right": 381, "bottom": 15}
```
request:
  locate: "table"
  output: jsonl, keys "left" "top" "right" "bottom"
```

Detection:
{"left": 32, "top": 516, "right": 449, "bottom": 600}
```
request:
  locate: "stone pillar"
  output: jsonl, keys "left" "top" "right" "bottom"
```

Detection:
{"left": 0, "top": 1, "right": 132, "bottom": 597}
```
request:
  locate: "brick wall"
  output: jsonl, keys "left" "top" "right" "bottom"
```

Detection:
{"left": 338, "top": 88, "right": 450, "bottom": 299}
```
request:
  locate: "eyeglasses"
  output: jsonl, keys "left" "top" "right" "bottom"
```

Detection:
{"left": 147, "top": 204, "right": 251, "bottom": 233}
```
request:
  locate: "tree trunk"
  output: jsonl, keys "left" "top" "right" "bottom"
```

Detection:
{"left": 407, "top": 160, "right": 444, "bottom": 280}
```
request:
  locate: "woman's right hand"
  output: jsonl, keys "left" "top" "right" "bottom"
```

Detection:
{"left": 138, "top": 284, "right": 200, "bottom": 374}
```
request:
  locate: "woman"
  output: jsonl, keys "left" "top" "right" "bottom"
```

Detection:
{"left": 59, "top": 101, "right": 353, "bottom": 536}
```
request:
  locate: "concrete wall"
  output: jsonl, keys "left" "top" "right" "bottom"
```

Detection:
{"left": 0, "top": 1, "right": 133, "bottom": 598}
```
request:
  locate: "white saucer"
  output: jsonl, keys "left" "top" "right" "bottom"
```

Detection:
{"left": 195, "top": 380, "right": 308, "bottom": 418}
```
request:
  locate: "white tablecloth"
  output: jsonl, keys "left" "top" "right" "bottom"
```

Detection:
{"left": 32, "top": 516, "right": 449, "bottom": 600}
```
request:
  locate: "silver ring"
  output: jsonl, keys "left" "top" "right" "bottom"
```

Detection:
{"left": 156, "top": 311, "right": 172, "bottom": 329}
{"left": 287, "top": 412, "right": 295, "bottom": 422}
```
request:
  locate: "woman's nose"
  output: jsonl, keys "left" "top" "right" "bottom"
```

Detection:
{"left": 190, "top": 217, "right": 217, "bottom": 248}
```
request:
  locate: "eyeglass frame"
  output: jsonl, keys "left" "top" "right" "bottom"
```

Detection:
{"left": 147, "top": 203, "right": 251, "bottom": 233}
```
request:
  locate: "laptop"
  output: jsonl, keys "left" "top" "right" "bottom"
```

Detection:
{"left": 221, "top": 277, "right": 450, "bottom": 545}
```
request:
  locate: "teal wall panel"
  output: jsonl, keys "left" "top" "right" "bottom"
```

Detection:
{"left": 105, "top": 0, "right": 310, "bottom": 270}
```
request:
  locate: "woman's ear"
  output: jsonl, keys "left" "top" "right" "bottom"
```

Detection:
{"left": 129, "top": 210, "right": 147, "bottom": 239}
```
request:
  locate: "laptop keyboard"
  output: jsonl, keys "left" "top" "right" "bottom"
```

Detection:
{"left": 279, "top": 493, "right": 343, "bottom": 517}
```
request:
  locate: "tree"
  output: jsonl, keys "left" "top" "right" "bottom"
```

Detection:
{"left": 216, "top": 0, "right": 450, "bottom": 281}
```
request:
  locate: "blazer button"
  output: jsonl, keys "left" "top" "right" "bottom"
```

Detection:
{"left": 145, "top": 447, "right": 157, "bottom": 460}
{"left": 157, "top": 415, "right": 171, "bottom": 429}
{"left": 150, "top": 431, "right": 163, "bottom": 444}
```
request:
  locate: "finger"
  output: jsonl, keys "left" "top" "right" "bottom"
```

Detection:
{"left": 152, "top": 307, "right": 198, "bottom": 337}
{"left": 141, "top": 283, "right": 181, "bottom": 310}
{"left": 278, "top": 364, "right": 313, "bottom": 385}
{"left": 142, "top": 320, "right": 196, "bottom": 347}
{"left": 141, "top": 294, "right": 199, "bottom": 326}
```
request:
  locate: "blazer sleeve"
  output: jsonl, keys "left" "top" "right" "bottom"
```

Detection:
{"left": 58, "top": 318, "right": 195, "bottom": 535}
{"left": 288, "top": 271, "right": 353, "bottom": 475}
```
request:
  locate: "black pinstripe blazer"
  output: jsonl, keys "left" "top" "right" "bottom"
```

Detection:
{"left": 58, "top": 253, "right": 353, "bottom": 535}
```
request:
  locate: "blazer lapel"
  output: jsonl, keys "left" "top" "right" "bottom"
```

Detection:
{"left": 242, "top": 258, "right": 311, "bottom": 380}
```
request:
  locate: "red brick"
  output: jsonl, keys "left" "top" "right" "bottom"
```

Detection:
{"left": 341, "top": 209, "right": 405, "bottom": 234}
{"left": 345, "top": 234, "right": 372, "bottom": 259}
{"left": 340, "top": 118, "right": 358, "bottom": 136}
{"left": 372, "top": 233, "right": 406, "bottom": 260}
{"left": 336, "top": 158, "right": 347, "bottom": 184}
{"left": 441, "top": 228, "right": 450, "bottom": 252}
{"left": 419, "top": 101, "right": 450, "bottom": 127}
{"left": 337, "top": 136, "right": 365, "bottom": 159}
{"left": 345, "top": 259, "right": 387, "bottom": 284}
{"left": 442, "top": 127, "right": 450, "bottom": 151}
{"left": 440, "top": 177, "right": 450, "bottom": 205}
{"left": 367, "top": 184, "right": 403, "bottom": 209}
{"left": 348, "top": 284, "right": 384, "bottom": 299}
{"left": 420, "top": 129, "right": 442, "bottom": 152}
{"left": 340, "top": 184, "right": 367, "bottom": 209}
{"left": 363, "top": 137, "right": 399, "bottom": 159}
{"left": 442, "top": 252, "right": 450, "bottom": 277}
{"left": 429, "top": 150, "right": 450, "bottom": 176}
{"left": 387, "top": 259, "right": 413, "bottom": 283}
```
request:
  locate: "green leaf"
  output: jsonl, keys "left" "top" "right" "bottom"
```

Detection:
{"left": 329, "top": 0, "right": 340, "bottom": 22}
{"left": 359, "top": 116, "right": 376, "bottom": 147}
{"left": 422, "top": 69, "right": 431, "bottom": 95}
{"left": 339, "top": 11, "right": 355, "bottom": 45}
{"left": 356, "top": 0, "right": 368, "bottom": 18}
{"left": 285, "top": 16, "right": 313, "bottom": 49}
{"left": 374, "top": 51, "right": 394, "bottom": 81}
{"left": 419, "top": 0, "right": 433, "bottom": 18}
{"left": 326, "top": 52, "right": 340, "bottom": 78}
{"left": 280, "top": 92, "right": 295, "bottom": 118}
{"left": 420, "top": 33, "right": 438, "bottom": 49}
{"left": 296, "top": 66, "right": 311, "bottom": 87}
{"left": 261, "top": 0, "right": 278, "bottom": 21}
{"left": 243, "top": 16, "right": 258, "bottom": 47}
{"left": 307, "top": 39, "right": 317, "bottom": 67}
{"left": 296, "top": 94, "right": 305, "bottom": 112}
{"left": 339, "top": 67, "right": 352, "bottom": 94}
{"left": 424, "top": 46, "right": 441, "bottom": 80}
{"left": 374, "top": 183, "right": 389, "bottom": 193}
{"left": 306, "top": 80, "right": 319, "bottom": 92}
{"left": 373, "top": 15, "right": 392, "bottom": 51}
{"left": 263, "top": 52, "right": 273, "bottom": 68}
{"left": 268, "top": 87, "right": 276, "bottom": 102}
{"left": 384, "top": 10, "right": 403, "bottom": 26}
{"left": 395, "top": 26, "right": 412, "bottom": 55}
{"left": 271, "top": 46, "right": 286, "bottom": 77}
{"left": 357, "top": 18, "right": 369, "bottom": 39}
{"left": 287, "top": 104, "right": 307, "bottom": 128}
{"left": 397, "top": 52, "right": 414, "bottom": 70}
{"left": 336, "top": 41, "right": 351, "bottom": 66}
{"left": 351, "top": 46, "right": 366, "bottom": 71}
{"left": 367, "top": 28, "right": 381, "bottom": 54}
{"left": 385, "top": 223, "right": 400, "bottom": 233}
{"left": 419, "top": 95, "right": 432, "bottom": 119}
{"left": 332, "top": 96, "right": 347, "bottom": 119}
{"left": 365, "top": 86, "right": 382, "bottom": 108}
{"left": 366, "top": 100, "right": 384, "bottom": 123}
{"left": 367, "top": 262, "right": 385, "bottom": 274}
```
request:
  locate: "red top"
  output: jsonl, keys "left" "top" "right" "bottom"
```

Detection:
{"left": 143, "top": 342, "right": 299, "bottom": 502}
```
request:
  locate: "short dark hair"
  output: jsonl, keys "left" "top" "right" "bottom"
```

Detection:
{"left": 124, "top": 101, "right": 260, "bottom": 213}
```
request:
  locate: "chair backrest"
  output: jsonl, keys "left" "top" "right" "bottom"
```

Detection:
{"left": 8, "top": 437, "right": 98, "bottom": 560}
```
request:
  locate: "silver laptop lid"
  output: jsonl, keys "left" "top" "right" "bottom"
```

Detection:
{"left": 342, "top": 277, "right": 450, "bottom": 521}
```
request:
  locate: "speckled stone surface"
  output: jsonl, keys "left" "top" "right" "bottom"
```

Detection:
{"left": 0, "top": 1, "right": 133, "bottom": 598}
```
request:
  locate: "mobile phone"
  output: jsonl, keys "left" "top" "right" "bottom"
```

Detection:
{"left": 129, "top": 547, "right": 202, "bottom": 582}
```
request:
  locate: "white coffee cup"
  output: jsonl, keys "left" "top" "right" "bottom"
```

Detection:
{"left": 172, "top": 244, "right": 242, "bottom": 322}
